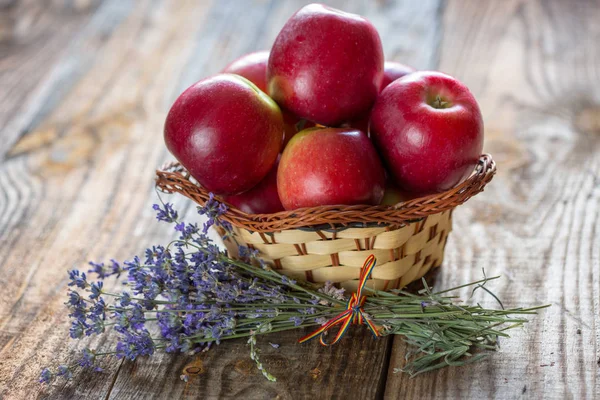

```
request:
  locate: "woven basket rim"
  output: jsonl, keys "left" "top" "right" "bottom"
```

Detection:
{"left": 155, "top": 154, "right": 496, "bottom": 232}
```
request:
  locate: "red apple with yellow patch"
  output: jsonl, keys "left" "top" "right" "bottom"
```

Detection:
{"left": 164, "top": 74, "right": 283, "bottom": 195}
{"left": 224, "top": 156, "right": 284, "bottom": 214}
{"left": 222, "top": 51, "right": 270, "bottom": 92}
{"left": 222, "top": 51, "right": 310, "bottom": 149}
{"left": 278, "top": 127, "right": 385, "bottom": 210}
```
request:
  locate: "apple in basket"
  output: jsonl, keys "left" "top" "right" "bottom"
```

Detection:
{"left": 222, "top": 51, "right": 311, "bottom": 149}
{"left": 381, "top": 61, "right": 416, "bottom": 89}
{"left": 345, "top": 62, "right": 415, "bottom": 134}
{"left": 380, "top": 182, "right": 411, "bottom": 206}
{"left": 370, "top": 71, "right": 484, "bottom": 193}
{"left": 164, "top": 74, "right": 283, "bottom": 195}
{"left": 277, "top": 127, "right": 385, "bottom": 210}
{"left": 267, "top": 3, "right": 384, "bottom": 126}
{"left": 222, "top": 50, "right": 270, "bottom": 92}
{"left": 224, "top": 156, "right": 284, "bottom": 214}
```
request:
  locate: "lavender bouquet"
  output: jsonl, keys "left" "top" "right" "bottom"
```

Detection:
{"left": 40, "top": 196, "right": 547, "bottom": 384}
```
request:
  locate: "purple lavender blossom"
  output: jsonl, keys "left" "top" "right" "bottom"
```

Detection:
{"left": 158, "top": 309, "right": 183, "bottom": 352}
{"left": 90, "top": 298, "right": 106, "bottom": 318}
{"left": 39, "top": 368, "right": 53, "bottom": 383}
{"left": 318, "top": 281, "right": 346, "bottom": 301}
{"left": 113, "top": 302, "right": 146, "bottom": 333}
{"left": 153, "top": 203, "right": 178, "bottom": 223}
{"left": 88, "top": 262, "right": 107, "bottom": 279}
{"left": 281, "top": 275, "right": 296, "bottom": 286}
{"left": 123, "top": 256, "right": 141, "bottom": 272}
{"left": 89, "top": 259, "right": 123, "bottom": 279}
{"left": 110, "top": 260, "right": 123, "bottom": 276}
{"left": 57, "top": 365, "right": 73, "bottom": 380}
{"left": 68, "top": 270, "right": 87, "bottom": 289}
{"left": 119, "top": 292, "right": 132, "bottom": 307}
{"left": 79, "top": 348, "right": 102, "bottom": 371}
{"left": 85, "top": 298, "right": 107, "bottom": 336}
{"left": 45, "top": 199, "right": 338, "bottom": 384}
{"left": 66, "top": 290, "right": 84, "bottom": 308}
{"left": 238, "top": 246, "right": 260, "bottom": 261}
{"left": 69, "top": 320, "right": 85, "bottom": 339}
{"left": 89, "top": 282, "right": 103, "bottom": 300}
{"left": 198, "top": 193, "right": 232, "bottom": 234}
{"left": 116, "top": 330, "right": 155, "bottom": 360}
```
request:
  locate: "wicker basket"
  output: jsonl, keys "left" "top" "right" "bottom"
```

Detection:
{"left": 156, "top": 154, "right": 496, "bottom": 292}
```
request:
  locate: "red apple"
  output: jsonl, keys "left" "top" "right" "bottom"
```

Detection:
{"left": 224, "top": 156, "right": 284, "bottom": 214}
{"left": 267, "top": 4, "right": 384, "bottom": 126}
{"left": 345, "top": 63, "right": 416, "bottom": 134}
{"left": 222, "top": 51, "right": 310, "bottom": 150}
{"left": 382, "top": 61, "right": 415, "bottom": 90}
{"left": 278, "top": 127, "right": 385, "bottom": 210}
{"left": 282, "top": 112, "right": 314, "bottom": 148}
{"left": 344, "top": 115, "right": 370, "bottom": 135}
{"left": 164, "top": 74, "right": 284, "bottom": 195}
{"left": 370, "top": 71, "right": 484, "bottom": 193}
{"left": 222, "top": 51, "right": 269, "bottom": 92}
{"left": 380, "top": 181, "right": 425, "bottom": 205}
{"left": 380, "top": 183, "right": 407, "bottom": 206}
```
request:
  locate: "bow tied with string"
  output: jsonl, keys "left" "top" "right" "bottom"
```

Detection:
{"left": 299, "top": 254, "right": 380, "bottom": 346}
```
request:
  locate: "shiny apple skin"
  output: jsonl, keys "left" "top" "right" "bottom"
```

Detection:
{"left": 267, "top": 4, "right": 384, "bottom": 126}
{"left": 345, "top": 63, "right": 415, "bottom": 134}
{"left": 370, "top": 71, "right": 484, "bottom": 194}
{"left": 381, "top": 61, "right": 416, "bottom": 90}
{"left": 164, "top": 74, "right": 284, "bottom": 195}
{"left": 278, "top": 127, "right": 385, "bottom": 210}
{"left": 224, "top": 156, "right": 284, "bottom": 214}
{"left": 222, "top": 51, "right": 270, "bottom": 92}
{"left": 222, "top": 52, "right": 310, "bottom": 150}
{"left": 345, "top": 115, "right": 370, "bottom": 136}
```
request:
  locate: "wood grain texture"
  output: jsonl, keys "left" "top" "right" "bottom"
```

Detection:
{"left": 0, "top": 0, "right": 598, "bottom": 399}
{"left": 385, "top": 0, "right": 600, "bottom": 399}
{"left": 104, "top": 330, "right": 390, "bottom": 400}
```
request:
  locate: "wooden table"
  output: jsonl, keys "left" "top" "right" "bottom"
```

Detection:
{"left": 1, "top": 0, "right": 599, "bottom": 398}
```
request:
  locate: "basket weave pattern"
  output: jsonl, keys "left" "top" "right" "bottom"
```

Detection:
{"left": 156, "top": 154, "right": 495, "bottom": 291}
{"left": 222, "top": 211, "right": 452, "bottom": 292}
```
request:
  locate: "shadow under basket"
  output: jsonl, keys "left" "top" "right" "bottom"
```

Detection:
{"left": 156, "top": 154, "right": 496, "bottom": 293}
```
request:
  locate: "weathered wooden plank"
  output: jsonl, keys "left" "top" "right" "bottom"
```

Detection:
{"left": 0, "top": 0, "right": 125, "bottom": 158}
{"left": 2, "top": 0, "right": 597, "bottom": 399}
{"left": 100, "top": 1, "right": 445, "bottom": 398}
{"left": 0, "top": 2, "right": 446, "bottom": 398}
{"left": 0, "top": 0, "right": 215, "bottom": 398}
{"left": 106, "top": 329, "right": 390, "bottom": 400}
{"left": 0, "top": 1, "right": 444, "bottom": 399}
{"left": 384, "top": 0, "right": 600, "bottom": 398}
{"left": 104, "top": 0, "right": 446, "bottom": 398}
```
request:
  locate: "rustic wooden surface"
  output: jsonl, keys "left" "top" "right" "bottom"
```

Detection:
{"left": 0, "top": 0, "right": 598, "bottom": 399}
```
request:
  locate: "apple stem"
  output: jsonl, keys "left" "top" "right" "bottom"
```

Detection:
{"left": 433, "top": 95, "right": 449, "bottom": 109}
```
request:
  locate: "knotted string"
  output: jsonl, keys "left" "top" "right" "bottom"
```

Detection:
{"left": 298, "top": 254, "right": 380, "bottom": 346}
